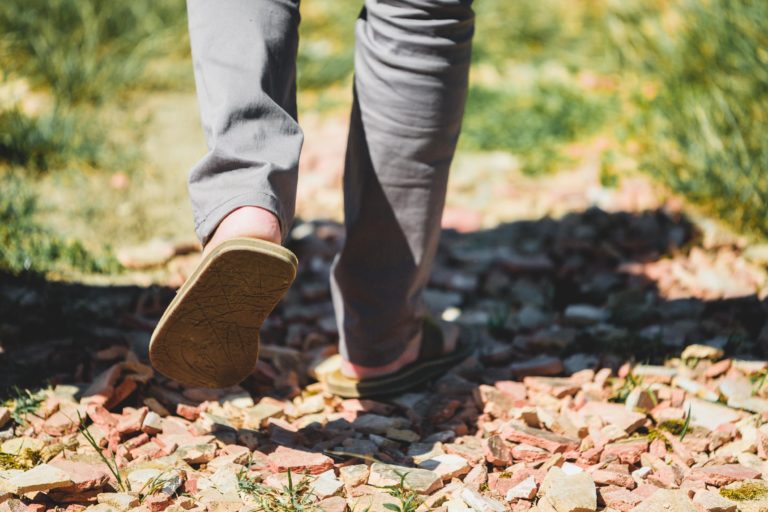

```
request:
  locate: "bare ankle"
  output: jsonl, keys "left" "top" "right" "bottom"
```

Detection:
{"left": 204, "top": 206, "right": 282, "bottom": 256}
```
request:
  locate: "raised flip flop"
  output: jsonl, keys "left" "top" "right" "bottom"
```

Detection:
{"left": 320, "top": 318, "right": 474, "bottom": 398}
{"left": 149, "top": 237, "right": 297, "bottom": 388}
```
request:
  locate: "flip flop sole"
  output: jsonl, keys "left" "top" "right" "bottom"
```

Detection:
{"left": 149, "top": 238, "right": 297, "bottom": 388}
{"left": 323, "top": 339, "right": 474, "bottom": 398}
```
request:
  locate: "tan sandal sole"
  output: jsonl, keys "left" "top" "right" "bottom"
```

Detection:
{"left": 149, "top": 238, "right": 297, "bottom": 388}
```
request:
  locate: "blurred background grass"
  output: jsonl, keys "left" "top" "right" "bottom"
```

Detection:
{"left": 0, "top": 0, "right": 765, "bottom": 275}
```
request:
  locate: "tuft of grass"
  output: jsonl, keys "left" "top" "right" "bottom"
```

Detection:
{"left": 720, "top": 482, "right": 768, "bottom": 501}
{"left": 0, "top": 108, "right": 104, "bottom": 172}
{"left": 4, "top": 386, "right": 45, "bottom": 425}
{"left": 609, "top": 372, "right": 643, "bottom": 404}
{"left": 238, "top": 468, "right": 318, "bottom": 512}
{"left": 679, "top": 403, "right": 692, "bottom": 441}
{"left": 381, "top": 472, "right": 421, "bottom": 512}
{"left": 656, "top": 419, "right": 686, "bottom": 436}
{"left": 0, "top": 172, "right": 122, "bottom": 275}
{"left": 78, "top": 413, "right": 131, "bottom": 492}
{"left": 0, "top": 448, "right": 42, "bottom": 470}
{"left": 605, "top": 0, "right": 768, "bottom": 239}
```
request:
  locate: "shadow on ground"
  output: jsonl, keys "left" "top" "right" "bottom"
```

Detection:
{"left": 1, "top": 207, "right": 766, "bottom": 416}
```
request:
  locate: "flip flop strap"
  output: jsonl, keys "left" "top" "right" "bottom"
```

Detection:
{"left": 419, "top": 317, "right": 445, "bottom": 360}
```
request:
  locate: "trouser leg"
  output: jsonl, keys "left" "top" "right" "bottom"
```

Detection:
{"left": 186, "top": 0, "right": 302, "bottom": 244}
{"left": 331, "top": 0, "right": 475, "bottom": 367}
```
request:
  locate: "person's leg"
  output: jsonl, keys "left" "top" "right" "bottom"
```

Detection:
{"left": 331, "top": 0, "right": 474, "bottom": 377}
{"left": 150, "top": 0, "right": 302, "bottom": 388}
{"left": 186, "top": 0, "right": 302, "bottom": 249}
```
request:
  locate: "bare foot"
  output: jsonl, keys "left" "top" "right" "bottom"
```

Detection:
{"left": 203, "top": 206, "right": 282, "bottom": 258}
{"left": 340, "top": 322, "right": 459, "bottom": 379}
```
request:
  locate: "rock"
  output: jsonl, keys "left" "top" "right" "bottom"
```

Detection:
{"left": 684, "top": 398, "right": 740, "bottom": 431}
{"left": 0, "top": 408, "right": 9, "bottom": 429}
{"left": 142, "top": 411, "right": 164, "bottom": 434}
{"left": 463, "top": 463, "right": 488, "bottom": 491}
{"left": 539, "top": 466, "right": 596, "bottom": 512}
{"left": 318, "top": 496, "right": 347, "bottom": 512}
{"left": 485, "top": 435, "right": 514, "bottom": 466}
{"left": 591, "top": 469, "right": 635, "bottom": 489}
{"left": 418, "top": 454, "right": 471, "bottom": 481}
{"left": 505, "top": 476, "right": 537, "bottom": 501}
{"left": 598, "top": 487, "right": 641, "bottom": 512}
{"left": 177, "top": 443, "right": 217, "bottom": 465}
{"left": 687, "top": 465, "right": 761, "bottom": 486}
{"left": 127, "top": 468, "right": 162, "bottom": 492}
{"left": 368, "top": 462, "right": 442, "bottom": 494}
{"left": 578, "top": 402, "right": 646, "bottom": 434}
{"left": 602, "top": 440, "right": 649, "bottom": 465}
{"left": 563, "top": 304, "right": 609, "bottom": 325}
{"left": 97, "top": 492, "right": 141, "bottom": 510}
{"left": 339, "top": 464, "right": 370, "bottom": 488}
{"left": 510, "top": 356, "right": 564, "bottom": 378}
{"left": 310, "top": 470, "right": 344, "bottom": 499}
{"left": 267, "top": 446, "right": 334, "bottom": 475}
{"left": 352, "top": 414, "right": 409, "bottom": 435}
{"left": 629, "top": 489, "right": 696, "bottom": 512}
{"left": 692, "top": 490, "right": 737, "bottom": 512}
{"left": 348, "top": 492, "right": 400, "bottom": 512}
{"left": 48, "top": 460, "right": 110, "bottom": 492}
{"left": 7, "top": 463, "right": 73, "bottom": 494}
{"left": 500, "top": 424, "right": 579, "bottom": 453}
{"left": 681, "top": 344, "right": 724, "bottom": 361}
{"left": 460, "top": 488, "right": 505, "bottom": 512}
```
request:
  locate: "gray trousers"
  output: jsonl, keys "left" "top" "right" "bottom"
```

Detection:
{"left": 187, "top": 0, "right": 474, "bottom": 367}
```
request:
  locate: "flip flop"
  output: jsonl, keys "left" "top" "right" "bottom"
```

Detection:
{"left": 149, "top": 237, "right": 297, "bottom": 388}
{"left": 320, "top": 318, "right": 474, "bottom": 398}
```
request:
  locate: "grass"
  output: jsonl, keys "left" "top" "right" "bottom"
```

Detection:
{"left": 78, "top": 413, "right": 130, "bottom": 492}
{"left": 605, "top": 0, "right": 768, "bottom": 239}
{"left": 0, "top": 0, "right": 187, "bottom": 105}
{"left": 238, "top": 468, "right": 318, "bottom": 512}
{"left": 4, "top": 386, "right": 45, "bottom": 425}
{"left": 720, "top": 482, "right": 768, "bottom": 501}
{"left": 380, "top": 472, "right": 421, "bottom": 512}
{"left": 0, "top": 172, "right": 122, "bottom": 275}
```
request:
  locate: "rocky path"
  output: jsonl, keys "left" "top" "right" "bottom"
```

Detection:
{"left": 2, "top": 165, "right": 768, "bottom": 511}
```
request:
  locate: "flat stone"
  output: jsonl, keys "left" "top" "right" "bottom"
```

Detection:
{"left": 591, "top": 469, "right": 635, "bottom": 489}
{"left": 418, "top": 454, "right": 471, "bottom": 481}
{"left": 684, "top": 398, "right": 740, "bottom": 431}
{"left": 692, "top": 490, "right": 737, "bottom": 512}
{"left": 48, "top": 460, "right": 110, "bottom": 492}
{"left": 310, "top": 470, "right": 344, "bottom": 498}
{"left": 242, "top": 401, "right": 283, "bottom": 429}
{"left": 368, "top": 462, "right": 442, "bottom": 494}
{"left": 501, "top": 424, "right": 579, "bottom": 453}
{"left": 318, "top": 496, "right": 347, "bottom": 512}
{"left": 602, "top": 440, "right": 649, "bottom": 465}
{"left": 0, "top": 408, "right": 9, "bottom": 429}
{"left": 539, "top": 466, "right": 596, "bottom": 512}
{"left": 629, "top": 489, "right": 696, "bottom": 512}
{"left": 127, "top": 468, "right": 162, "bottom": 492}
{"left": 681, "top": 344, "right": 724, "bottom": 361}
{"left": 348, "top": 492, "right": 400, "bottom": 512}
{"left": 460, "top": 488, "right": 505, "bottom": 512}
{"left": 598, "top": 487, "right": 641, "bottom": 512}
{"left": 352, "top": 414, "right": 409, "bottom": 434}
{"left": 267, "top": 446, "right": 334, "bottom": 475}
{"left": 7, "top": 463, "right": 73, "bottom": 494}
{"left": 141, "top": 411, "right": 163, "bottom": 434}
{"left": 177, "top": 443, "right": 217, "bottom": 465}
{"left": 564, "top": 304, "right": 609, "bottom": 325}
{"left": 578, "top": 402, "right": 646, "bottom": 434}
{"left": 687, "top": 465, "right": 761, "bottom": 486}
{"left": 505, "top": 476, "right": 537, "bottom": 501}
{"left": 97, "top": 492, "right": 141, "bottom": 510}
{"left": 339, "top": 464, "right": 369, "bottom": 488}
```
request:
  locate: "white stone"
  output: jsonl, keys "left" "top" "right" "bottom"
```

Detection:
{"left": 505, "top": 476, "right": 537, "bottom": 501}
{"left": 418, "top": 454, "right": 471, "bottom": 481}
{"left": 460, "top": 488, "right": 505, "bottom": 512}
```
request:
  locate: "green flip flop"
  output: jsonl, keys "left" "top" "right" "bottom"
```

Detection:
{"left": 149, "top": 237, "right": 297, "bottom": 388}
{"left": 321, "top": 318, "right": 474, "bottom": 398}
